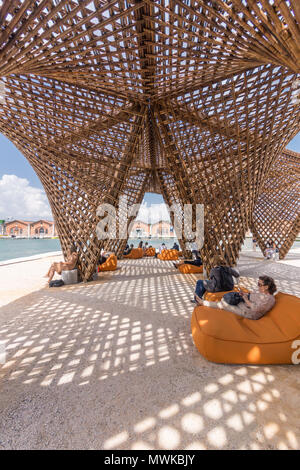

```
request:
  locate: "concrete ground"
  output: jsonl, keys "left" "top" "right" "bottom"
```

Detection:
{"left": 0, "top": 251, "right": 299, "bottom": 449}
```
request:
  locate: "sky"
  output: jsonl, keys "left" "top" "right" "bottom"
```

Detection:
{"left": 0, "top": 131, "right": 299, "bottom": 222}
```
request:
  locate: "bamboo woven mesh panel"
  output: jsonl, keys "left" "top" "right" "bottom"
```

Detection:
{"left": 0, "top": 1, "right": 299, "bottom": 279}
{"left": 252, "top": 149, "right": 300, "bottom": 259}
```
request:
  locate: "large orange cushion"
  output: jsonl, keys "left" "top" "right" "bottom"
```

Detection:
{"left": 178, "top": 263, "right": 203, "bottom": 274}
{"left": 123, "top": 248, "right": 143, "bottom": 259}
{"left": 158, "top": 249, "right": 179, "bottom": 261}
{"left": 98, "top": 254, "right": 117, "bottom": 272}
{"left": 191, "top": 292, "right": 300, "bottom": 364}
{"left": 144, "top": 247, "right": 156, "bottom": 257}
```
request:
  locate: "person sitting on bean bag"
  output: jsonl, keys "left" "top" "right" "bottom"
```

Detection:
{"left": 192, "top": 255, "right": 239, "bottom": 302}
{"left": 123, "top": 244, "right": 133, "bottom": 256}
{"left": 195, "top": 276, "right": 277, "bottom": 320}
{"left": 173, "top": 251, "right": 202, "bottom": 269}
{"left": 98, "top": 249, "right": 113, "bottom": 267}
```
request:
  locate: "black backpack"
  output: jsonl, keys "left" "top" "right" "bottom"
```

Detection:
{"left": 49, "top": 279, "right": 64, "bottom": 288}
{"left": 219, "top": 266, "right": 234, "bottom": 291}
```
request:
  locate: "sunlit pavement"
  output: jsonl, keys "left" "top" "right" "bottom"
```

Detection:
{"left": 0, "top": 254, "right": 299, "bottom": 449}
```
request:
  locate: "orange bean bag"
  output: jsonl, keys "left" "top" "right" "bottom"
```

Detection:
{"left": 178, "top": 263, "right": 203, "bottom": 274}
{"left": 144, "top": 247, "right": 156, "bottom": 257}
{"left": 157, "top": 249, "right": 179, "bottom": 261}
{"left": 191, "top": 292, "right": 300, "bottom": 364}
{"left": 123, "top": 248, "right": 143, "bottom": 259}
{"left": 178, "top": 251, "right": 183, "bottom": 257}
{"left": 98, "top": 254, "right": 117, "bottom": 272}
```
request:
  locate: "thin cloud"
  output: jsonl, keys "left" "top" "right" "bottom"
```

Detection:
{"left": 0, "top": 174, "right": 52, "bottom": 220}
{"left": 136, "top": 202, "right": 170, "bottom": 224}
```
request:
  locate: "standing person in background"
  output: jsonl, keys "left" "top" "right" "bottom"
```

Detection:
{"left": 252, "top": 237, "right": 257, "bottom": 251}
{"left": 138, "top": 241, "right": 143, "bottom": 249}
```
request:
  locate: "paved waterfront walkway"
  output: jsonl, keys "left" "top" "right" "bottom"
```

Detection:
{"left": 0, "top": 253, "right": 299, "bottom": 449}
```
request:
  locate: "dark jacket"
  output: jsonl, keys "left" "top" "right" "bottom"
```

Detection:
{"left": 204, "top": 266, "right": 239, "bottom": 292}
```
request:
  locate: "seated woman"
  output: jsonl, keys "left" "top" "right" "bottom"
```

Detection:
{"left": 192, "top": 255, "right": 239, "bottom": 301}
{"left": 195, "top": 276, "right": 277, "bottom": 320}
{"left": 45, "top": 246, "right": 78, "bottom": 284}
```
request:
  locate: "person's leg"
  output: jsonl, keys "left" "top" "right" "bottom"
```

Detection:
{"left": 47, "top": 262, "right": 64, "bottom": 283}
{"left": 173, "top": 261, "right": 184, "bottom": 268}
{"left": 203, "top": 299, "right": 223, "bottom": 309}
{"left": 195, "top": 279, "right": 206, "bottom": 299}
{"left": 45, "top": 265, "right": 51, "bottom": 277}
{"left": 48, "top": 266, "right": 55, "bottom": 282}
{"left": 45, "top": 262, "right": 57, "bottom": 278}
{"left": 185, "top": 259, "right": 202, "bottom": 267}
{"left": 195, "top": 297, "right": 244, "bottom": 317}
{"left": 55, "top": 262, "right": 64, "bottom": 274}
{"left": 185, "top": 260, "right": 194, "bottom": 266}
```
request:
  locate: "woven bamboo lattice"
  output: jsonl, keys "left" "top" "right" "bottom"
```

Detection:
{"left": 0, "top": 1, "right": 300, "bottom": 279}
{"left": 251, "top": 148, "right": 300, "bottom": 259}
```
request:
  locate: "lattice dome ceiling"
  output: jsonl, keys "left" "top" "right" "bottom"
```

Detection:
{"left": 0, "top": 0, "right": 299, "bottom": 279}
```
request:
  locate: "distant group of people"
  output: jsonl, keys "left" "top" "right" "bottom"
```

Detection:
{"left": 173, "top": 244, "right": 202, "bottom": 269}
{"left": 123, "top": 240, "right": 153, "bottom": 255}
{"left": 123, "top": 240, "right": 181, "bottom": 257}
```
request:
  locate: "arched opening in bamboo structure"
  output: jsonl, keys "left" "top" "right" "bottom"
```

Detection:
{"left": 0, "top": 1, "right": 299, "bottom": 281}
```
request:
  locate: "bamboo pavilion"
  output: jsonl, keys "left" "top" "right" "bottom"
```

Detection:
{"left": 0, "top": 0, "right": 299, "bottom": 280}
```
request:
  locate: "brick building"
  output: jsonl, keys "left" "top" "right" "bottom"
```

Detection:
{"left": 4, "top": 220, "right": 57, "bottom": 238}
{"left": 30, "top": 220, "right": 56, "bottom": 237}
{"left": 129, "top": 220, "right": 175, "bottom": 238}
{"left": 5, "top": 220, "right": 31, "bottom": 237}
